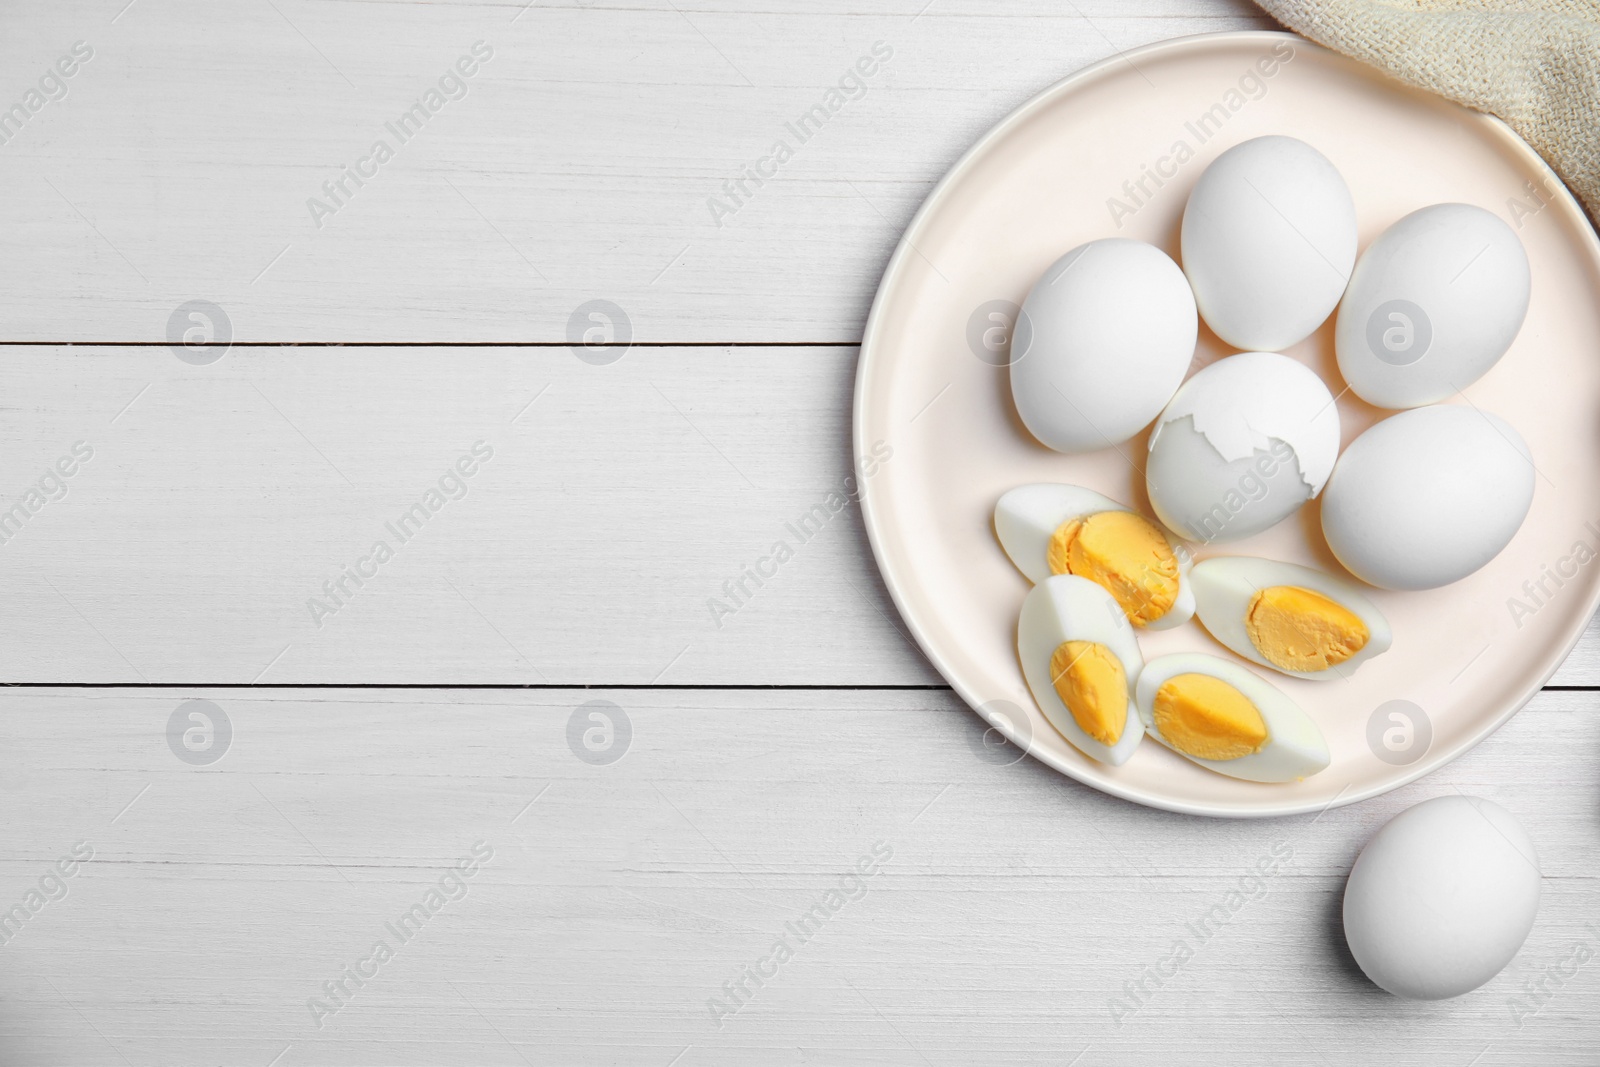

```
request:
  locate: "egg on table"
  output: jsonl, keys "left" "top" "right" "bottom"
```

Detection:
{"left": 1337, "top": 203, "right": 1531, "bottom": 409}
{"left": 994, "top": 483, "right": 1195, "bottom": 629}
{"left": 1321, "top": 404, "right": 1535, "bottom": 590}
{"left": 1145, "top": 351, "right": 1341, "bottom": 544}
{"left": 1010, "top": 238, "right": 1198, "bottom": 453}
{"left": 1135, "top": 653, "right": 1329, "bottom": 782}
{"left": 1344, "top": 796, "right": 1541, "bottom": 999}
{"left": 1191, "top": 557, "right": 1392, "bottom": 681}
{"left": 1018, "top": 575, "right": 1145, "bottom": 765}
{"left": 1182, "top": 135, "right": 1358, "bottom": 350}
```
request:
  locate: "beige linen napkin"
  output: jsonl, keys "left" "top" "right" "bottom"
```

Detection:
{"left": 1254, "top": 0, "right": 1600, "bottom": 220}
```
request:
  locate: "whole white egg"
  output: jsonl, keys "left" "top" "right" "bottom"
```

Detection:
{"left": 1336, "top": 203, "right": 1531, "bottom": 408}
{"left": 1145, "top": 352, "right": 1341, "bottom": 543}
{"left": 1181, "top": 135, "right": 1357, "bottom": 350}
{"left": 1320, "top": 405, "right": 1535, "bottom": 590}
{"left": 1011, "top": 238, "right": 1198, "bottom": 453}
{"left": 1344, "top": 796, "right": 1540, "bottom": 1000}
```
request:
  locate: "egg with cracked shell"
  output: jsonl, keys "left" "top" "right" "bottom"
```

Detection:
{"left": 994, "top": 483, "right": 1195, "bottom": 630}
{"left": 1017, "top": 575, "right": 1145, "bottom": 765}
{"left": 1145, "top": 351, "right": 1341, "bottom": 544}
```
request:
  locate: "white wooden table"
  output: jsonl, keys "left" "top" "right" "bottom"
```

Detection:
{"left": 2, "top": 2, "right": 1597, "bottom": 1063}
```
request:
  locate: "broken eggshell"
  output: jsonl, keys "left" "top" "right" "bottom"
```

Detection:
{"left": 1145, "top": 352, "right": 1340, "bottom": 544}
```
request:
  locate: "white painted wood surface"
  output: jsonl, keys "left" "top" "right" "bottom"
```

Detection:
{"left": 0, "top": 344, "right": 930, "bottom": 686}
{"left": 1, "top": 0, "right": 1597, "bottom": 1064}
{"left": 3, "top": 688, "right": 1599, "bottom": 1065}
{"left": 1, "top": 343, "right": 1599, "bottom": 687}
{"left": 0, "top": 0, "right": 1273, "bottom": 343}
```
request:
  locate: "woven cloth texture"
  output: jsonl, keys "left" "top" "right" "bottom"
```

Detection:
{"left": 1254, "top": 0, "right": 1600, "bottom": 219}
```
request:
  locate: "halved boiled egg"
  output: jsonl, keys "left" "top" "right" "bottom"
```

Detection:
{"left": 996, "top": 483, "right": 1194, "bottom": 629}
{"left": 1191, "top": 557, "right": 1392, "bottom": 681}
{"left": 1018, "top": 575, "right": 1145, "bottom": 765}
{"left": 1136, "top": 653, "right": 1330, "bottom": 783}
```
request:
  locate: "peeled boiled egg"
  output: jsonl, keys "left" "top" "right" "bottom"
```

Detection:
{"left": 1336, "top": 203, "right": 1531, "bottom": 409}
{"left": 1011, "top": 238, "right": 1198, "bottom": 453}
{"left": 1145, "top": 352, "right": 1340, "bottom": 543}
{"left": 994, "top": 483, "right": 1195, "bottom": 629}
{"left": 1134, "top": 653, "right": 1329, "bottom": 782}
{"left": 1017, "top": 575, "right": 1145, "bottom": 765}
{"left": 1191, "top": 557, "right": 1392, "bottom": 681}
{"left": 1344, "top": 796, "right": 1540, "bottom": 999}
{"left": 1321, "top": 405, "right": 1535, "bottom": 590}
{"left": 1181, "top": 136, "right": 1357, "bottom": 350}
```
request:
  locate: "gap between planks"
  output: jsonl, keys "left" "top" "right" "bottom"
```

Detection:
{"left": 2, "top": 682, "right": 1597, "bottom": 692}
{"left": 0, "top": 682, "right": 957, "bottom": 690}
{"left": 0, "top": 341, "right": 863, "bottom": 349}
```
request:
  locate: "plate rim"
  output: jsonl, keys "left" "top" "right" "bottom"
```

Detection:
{"left": 851, "top": 28, "right": 1600, "bottom": 819}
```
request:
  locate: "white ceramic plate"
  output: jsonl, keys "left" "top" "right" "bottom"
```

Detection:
{"left": 854, "top": 31, "right": 1600, "bottom": 817}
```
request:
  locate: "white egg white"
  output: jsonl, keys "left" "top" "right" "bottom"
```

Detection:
{"left": 994, "top": 483, "right": 1195, "bottom": 630}
{"left": 1191, "top": 557, "right": 1393, "bottom": 681}
{"left": 1017, "top": 575, "right": 1145, "bottom": 766}
{"left": 1135, "top": 653, "right": 1330, "bottom": 783}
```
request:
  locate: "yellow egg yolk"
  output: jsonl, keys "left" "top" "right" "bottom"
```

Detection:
{"left": 1049, "top": 640, "right": 1128, "bottom": 747}
{"left": 1152, "top": 673, "right": 1268, "bottom": 761}
{"left": 1245, "top": 585, "right": 1370, "bottom": 673}
{"left": 1047, "top": 511, "right": 1180, "bottom": 627}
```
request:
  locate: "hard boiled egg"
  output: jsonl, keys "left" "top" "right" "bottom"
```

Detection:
{"left": 994, "top": 484, "right": 1195, "bottom": 629}
{"left": 1139, "top": 655, "right": 1324, "bottom": 780}
{"left": 1018, "top": 575, "right": 1145, "bottom": 765}
{"left": 1321, "top": 405, "right": 1535, "bottom": 590}
{"left": 1135, "top": 653, "right": 1330, "bottom": 782}
{"left": 1011, "top": 238, "right": 1198, "bottom": 453}
{"left": 1191, "top": 557, "right": 1392, "bottom": 681}
{"left": 1344, "top": 796, "right": 1540, "bottom": 999}
{"left": 1336, "top": 203, "right": 1530, "bottom": 409}
{"left": 1145, "top": 352, "right": 1340, "bottom": 543}
{"left": 1181, "top": 136, "right": 1357, "bottom": 350}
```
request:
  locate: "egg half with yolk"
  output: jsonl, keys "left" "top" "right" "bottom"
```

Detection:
{"left": 1136, "top": 653, "right": 1330, "bottom": 782}
{"left": 1018, "top": 575, "right": 1145, "bottom": 765}
{"left": 996, "top": 484, "right": 1194, "bottom": 630}
{"left": 1191, "top": 557, "right": 1392, "bottom": 681}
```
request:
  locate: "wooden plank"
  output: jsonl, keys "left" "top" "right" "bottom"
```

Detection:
{"left": 2, "top": 343, "right": 1599, "bottom": 687}
{"left": 0, "top": 0, "right": 1272, "bottom": 343}
{"left": 0, "top": 343, "right": 938, "bottom": 684}
{"left": 1, "top": 686, "right": 1596, "bottom": 1065}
